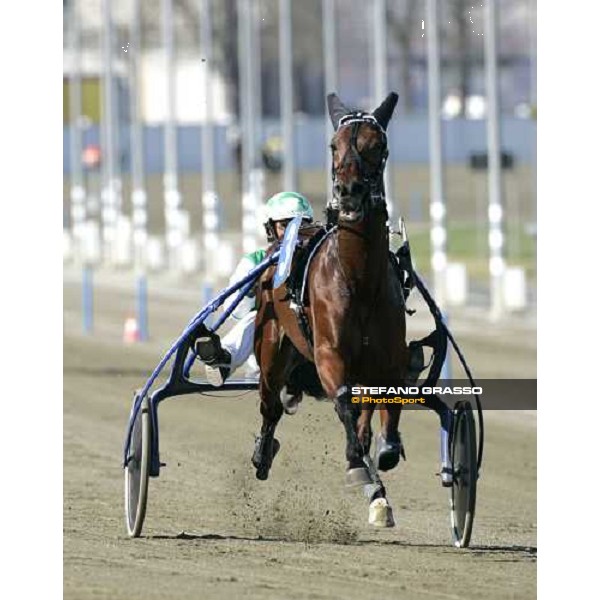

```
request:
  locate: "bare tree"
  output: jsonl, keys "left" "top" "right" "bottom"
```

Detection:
{"left": 450, "top": 0, "right": 470, "bottom": 116}
{"left": 212, "top": 0, "right": 240, "bottom": 118}
{"left": 387, "top": 0, "right": 420, "bottom": 113}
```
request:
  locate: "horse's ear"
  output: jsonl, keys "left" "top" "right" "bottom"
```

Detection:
{"left": 372, "top": 92, "right": 399, "bottom": 130}
{"left": 327, "top": 93, "right": 350, "bottom": 131}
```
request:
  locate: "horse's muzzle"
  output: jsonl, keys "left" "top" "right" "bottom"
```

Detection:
{"left": 334, "top": 180, "right": 366, "bottom": 199}
{"left": 338, "top": 205, "right": 363, "bottom": 222}
{"left": 338, "top": 196, "right": 365, "bottom": 222}
{"left": 333, "top": 180, "right": 367, "bottom": 222}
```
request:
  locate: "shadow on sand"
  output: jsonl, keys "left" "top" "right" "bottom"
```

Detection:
{"left": 142, "top": 531, "right": 536, "bottom": 559}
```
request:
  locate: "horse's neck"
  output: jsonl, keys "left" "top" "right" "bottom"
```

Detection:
{"left": 337, "top": 211, "right": 389, "bottom": 298}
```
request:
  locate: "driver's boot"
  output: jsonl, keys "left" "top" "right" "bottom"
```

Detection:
{"left": 195, "top": 332, "right": 232, "bottom": 387}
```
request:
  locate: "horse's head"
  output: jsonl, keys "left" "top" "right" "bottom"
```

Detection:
{"left": 327, "top": 92, "right": 398, "bottom": 223}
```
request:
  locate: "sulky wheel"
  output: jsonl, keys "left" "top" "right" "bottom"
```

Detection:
{"left": 124, "top": 395, "right": 152, "bottom": 538}
{"left": 449, "top": 400, "right": 478, "bottom": 548}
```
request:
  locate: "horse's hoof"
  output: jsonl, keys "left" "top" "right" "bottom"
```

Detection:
{"left": 375, "top": 432, "right": 405, "bottom": 472}
{"left": 251, "top": 438, "right": 280, "bottom": 480}
{"left": 255, "top": 465, "right": 270, "bottom": 480}
{"left": 345, "top": 466, "right": 372, "bottom": 487}
{"left": 368, "top": 497, "right": 395, "bottom": 528}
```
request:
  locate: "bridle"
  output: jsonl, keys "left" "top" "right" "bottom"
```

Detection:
{"left": 328, "top": 112, "right": 389, "bottom": 224}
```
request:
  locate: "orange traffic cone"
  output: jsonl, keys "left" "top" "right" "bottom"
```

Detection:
{"left": 123, "top": 317, "right": 140, "bottom": 344}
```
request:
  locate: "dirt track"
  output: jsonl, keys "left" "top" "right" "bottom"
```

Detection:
{"left": 64, "top": 272, "right": 536, "bottom": 599}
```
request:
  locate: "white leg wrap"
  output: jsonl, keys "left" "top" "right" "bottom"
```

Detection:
{"left": 221, "top": 310, "right": 257, "bottom": 371}
{"left": 368, "top": 497, "right": 395, "bottom": 528}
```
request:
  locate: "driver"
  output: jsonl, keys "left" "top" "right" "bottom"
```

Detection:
{"left": 195, "top": 191, "right": 314, "bottom": 397}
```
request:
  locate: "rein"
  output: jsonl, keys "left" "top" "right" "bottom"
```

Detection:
{"left": 336, "top": 222, "right": 369, "bottom": 240}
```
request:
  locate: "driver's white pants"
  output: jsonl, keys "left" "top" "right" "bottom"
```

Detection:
{"left": 221, "top": 310, "right": 257, "bottom": 372}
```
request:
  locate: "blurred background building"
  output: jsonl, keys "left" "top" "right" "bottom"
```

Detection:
{"left": 63, "top": 0, "right": 536, "bottom": 317}
{"left": 63, "top": 0, "right": 536, "bottom": 121}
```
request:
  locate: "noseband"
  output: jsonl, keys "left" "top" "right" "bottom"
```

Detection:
{"left": 328, "top": 112, "right": 389, "bottom": 224}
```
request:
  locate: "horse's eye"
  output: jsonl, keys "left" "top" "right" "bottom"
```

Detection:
{"left": 330, "top": 143, "right": 337, "bottom": 152}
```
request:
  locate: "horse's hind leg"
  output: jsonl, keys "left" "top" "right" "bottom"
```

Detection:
{"left": 252, "top": 309, "right": 290, "bottom": 481}
{"left": 252, "top": 385, "right": 283, "bottom": 480}
{"left": 376, "top": 407, "right": 406, "bottom": 471}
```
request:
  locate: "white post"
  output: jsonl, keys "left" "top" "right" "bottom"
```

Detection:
{"left": 130, "top": 0, "right": 147, "bottom": 268}
{"left": 484, "top": 0, "right": 506, "bottom": 319}
{"left": 322, "top": 0, "right": 337, "bottom": 202}
{"left": 101, "top": 0, "right": 121, "bottom": 265}
{"left": 162, "top": 0, "right": 184, "bottom": 269}
{"left": 69, "top": 0, "right": 85, "bottom": 260}
{"left": 200, "top": 0, "right": 220, "bottom": 259}
{"left": 250, "top": 0, "right": 265, "bottom": 237}
{"left": 529, "top": 0, "right": 536, "bottom": 110}
{"left": 251, "top": 0, "right": 264, "bottom": 154}
{"left": 426, "top": 0, "right": 447, "bottom": 308}
{"left": 238, "top": 0, "right": 259, "bottom": 252}
{"left": 372, "top": 0, "right": 393, "bottom": 219}
{"left": 131, "top": 0, "right": 149, "bottom": 340}
{"left": 279, "top": 0, "right": 296, "bottom": 191}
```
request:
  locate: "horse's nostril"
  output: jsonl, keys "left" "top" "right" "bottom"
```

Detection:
{"left": 334, "top": 183, "right": 346, "bottom": 197}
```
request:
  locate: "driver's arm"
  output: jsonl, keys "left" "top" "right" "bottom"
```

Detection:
{"left": 223, "top": 256, "right": 258, "bottom": 319}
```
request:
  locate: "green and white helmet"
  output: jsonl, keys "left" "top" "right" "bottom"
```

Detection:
{"left": 263, "top": 191, "right": 313, "bottom": 224}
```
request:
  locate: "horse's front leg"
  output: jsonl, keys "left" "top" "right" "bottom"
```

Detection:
{"left": 348, "top": 393, "right": 395, "bottom": 527}
{"left": 314, "top": 345, "right": 394, "bottom": 527}
{"left": 314, "top": 346, "right": 370, "bottom": 482}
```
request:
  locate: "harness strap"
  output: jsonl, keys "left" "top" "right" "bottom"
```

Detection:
{"left": 336, "top": 223, "right": 368, "bottom": 240}
{"left": 283, "top": 226, "right": 337, "bottom": 354}
{"left": 298, "top": 226, "right": 337, "bottom": 306}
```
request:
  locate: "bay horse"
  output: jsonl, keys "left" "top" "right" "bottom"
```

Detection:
{"left": 252, "top": 93, "right": 408, "bottom": 527}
